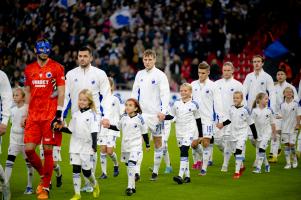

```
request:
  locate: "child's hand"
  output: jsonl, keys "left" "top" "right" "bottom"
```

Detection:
{"left": 101, "top": 119, "right": 110, "bottom": 128}
{"left": 216, "top": 123, "right": 223, "bottom": 130}
{"left": 295, "top": 124, "right": 300, "bottom": 131}
{"left": 198, "top": 137, "right": 203, "bottom": 143}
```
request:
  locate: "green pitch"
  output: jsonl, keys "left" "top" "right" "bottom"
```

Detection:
{"left": 1, "top": 124, "right": 301, "bottom": 200}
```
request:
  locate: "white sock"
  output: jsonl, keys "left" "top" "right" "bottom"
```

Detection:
{"left": 192, "top": 144, "right": 203, "bottom": 163}
{"left": 192, "top": 148, "right": 199, "bottom": 164}
{"left": 179, "top": 157, "right": 187, "bottom": 178}
{"left": 271, "top": 136, "right": 280, "bottom": 157}
{"left": 256, "top": 152, "right": 265, "bottom": 170}
{"left": 254, "top": 146, "right": 259, "bottom": 167}
{"left": 297, "top": 133, "right": 301, "bottom": 152}
{"left": 222, "top": 142, "right": 231, "bottom": 168}
{"left": 135, "top": 152, "right": 143, "bottom": 175}
{"left": 26, "top": 161, "right": 33, "bottom": 188}
{"left": 163, "top": 145, "right": 171, "bottom": 167}
{"left": 100, "top": 153, "right": 107, "bottom": 175}
{"left": 235, "top": 154, "right": 244, "bottom": 173}
{"left": 92, "top": 153, "right": 97, "bottom": 174}
{"left": 4, "top": 160, "right": 14, "bottom": 184}
{"left": 73, "top": 173, "right": 81, "bottom": 195}
{"left": 110, "top": 152, "right": 118, "bottom": 166}
{"left": 53, "top": 164, "right": 62, "bottom": 177}
{"left": 284, "top": 146, "right": 291, "bottom": 165}
{"left": 83, "top": 177, "right": 90, "bottom": 186}
{"left": 153, "top": 147, "right": 163, "bottom": 174}
{"left": 127, "top": 163, "right": 136, "bottom": 189}
{"left": 209, "top": 144, "right": 213, "bottom": 162}
{"left": 185, "top": 159, "right": 190, "bottom": 178}
{"left": 0, "top": 165, "right": 6, "bottom": 184}
{"left": 291, "top": 147, "right": 297, "bottom": 163}
{"left": 202, "top": 146, "right": 210, "bottom": 171}
{"left": 87, "top": 172, "right": 97, "bottom": 187}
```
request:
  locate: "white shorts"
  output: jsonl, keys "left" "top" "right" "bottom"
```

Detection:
{"left": 282, "top": 132, "right": 297, "bottom": 144}
{"left": 70, "top": 153, "right": 93, "bottom": 170}
{"left": 225, "top": 140, "right": 246, "bottom": 153}
{"left": 257, "top": 139, "right": 269, "bottom": 150}
{"left": 275, "top": 118, "right": 282, "bottom": 131}
{"left": 40, "top": 146, "right": 62, "bottom": 162}
{"left": 121, "top": 151, "right": 141, "bottom": 163}
{"left": 143, "top": 114, "right": 163, "bottom": 137}
{"left": 176, "top": 137, "right": 193, "bottom": 147}
{"left": 97, "top": 135, "right": 117, "bottom": 147}
{"left": 163, "top": 121, "right": 171, "bottom": 141}
{"left": 8, "top": 144, "right": 27, "bottom": 158}
{"left": 202, "top": 124, "right": 214, "bottom": 138}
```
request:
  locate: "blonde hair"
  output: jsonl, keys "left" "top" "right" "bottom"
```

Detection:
{"left": 252, "top": 92, "right": 266, "bottom": 109}
{"left": 283, "top": 87, "right": 294, "bottom": 100}
{"left": 13, "top": 87, "right": 25, "bottom": 98}
{"left": 78, "top": 89, "right": 96, "bottom": 112}
{"left": 143, "top": 49, "right": 156, "bottom": 59}
{"left": 108, "top": 77, "right": 115, "bottom": 92}
{"left": 223, "top": 61, "right": 234, "bottom": 70}
{"left": 180, "top": 83, "right": 192, "bottom": 91}
{"left": 233, "top": 91, "right": 243, "bottom": 99}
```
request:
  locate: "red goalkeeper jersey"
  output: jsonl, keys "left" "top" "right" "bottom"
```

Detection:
{"left": 24, "top": 58, "right": 65, "bottom": 121}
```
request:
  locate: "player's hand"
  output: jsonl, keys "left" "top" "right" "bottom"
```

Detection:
{"left": 216, "top": 123, "right": 223, "bottom": 129}
{"left": 21, "top": 116, "right": 27, "bottom": 128}
{"left": 275, "top": 114, "right": 282, "bottom": 119}
{"left": 51, "top": 110, "right": 62, "bottom": 130}
{"left": 198, "top": 137, "right": 203, "bottom": 143}
{"left": 295, "top": 124, "right": 300, "bottom": 131}
{"left": 0, "top": 123, "right": 7, "bottom": 136}
{"left": 157, "top": 113, "right": 165, "bottom": 122}
{"left": 101, "top": 118, "right": 110, "bottom": 128}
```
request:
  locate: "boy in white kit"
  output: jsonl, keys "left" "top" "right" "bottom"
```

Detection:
{"left": 214, "top": 62, "right": 244, "bottom": 172}
{"left": 251, "top": 93, "right": 276, "bottom": 173}
{"left": 277, "top": 87, "right": 300, "bottom": 169}
{"left": 4, "top": 88, "right": 34, "bottom": 194}
{"left": 98, "top": 78, "right": 123, "bottom": 179}
{"left": 191, "top": 61, "right": 225, "bottom": 176}
{"left": 269, "top": 69, "right": 299, "bottom": 163}
{"left": 131, "top": 49, "right": 170, "bottom": 181}
{"left": 164, "top": 83, "right": 202, "bottom": 184}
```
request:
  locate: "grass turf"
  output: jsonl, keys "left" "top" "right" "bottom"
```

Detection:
{"left": 1, "top": 124, "right": 301, "bottom": 200}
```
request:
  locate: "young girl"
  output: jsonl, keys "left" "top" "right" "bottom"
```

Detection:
{"left": 103, "top": 98, "right": 150, "bottom": 196}
{"left": 218, "top": 91, "right": 258, "bottom": 179}
{"left": 164, "top": 83, "right": 202, "bottom": 184}
{"left": 278, "top": 87, "right": 300, "bottom": 169}
{"left": 251, "top": 92, "right": 276, "bottom": 173}
{"left": 57, "top": 89, "right": 100, "bottom": 200}
{"left": 4, "top": 87, "right": 34, "bottom": 194}
{"left": 98, "top": 78, "right": 123, "bottom": 179}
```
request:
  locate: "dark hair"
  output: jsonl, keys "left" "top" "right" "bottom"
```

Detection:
{"left": 198, "top": 61, "right": 210, "bottom": 70}
{"left": 78, "top": 46, "right": 92, "bottom": 55}
{"left": 126, "top": 98, "right": 142, "bottom": 114}
{"left": 277, "top": 67, "right": 286, "bottom": 74}
{"left": 252, "top": 55, "right": 265, "bottom": 63}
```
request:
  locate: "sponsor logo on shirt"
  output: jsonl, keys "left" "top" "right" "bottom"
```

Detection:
{"left": 32, "top": 80, "right": 49, "bottom": 88}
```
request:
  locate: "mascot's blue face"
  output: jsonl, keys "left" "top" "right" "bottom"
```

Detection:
{"left": 35, "top": 40, "right": 51, "bottom": 55}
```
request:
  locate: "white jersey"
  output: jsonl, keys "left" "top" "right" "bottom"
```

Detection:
{"left": 298, "top": 80, "right": 301, "bottom": 99}
{"left": 64, "top": 65, "right": 112, "bottom": 119}
{"left": 228, "top": 105, "right": 254, "bottom": 141}
{"left": 100, "top": 94, "right": 124, "bottom": 137}
{"left": 215, "top": 77, "right": 244, "bottom": 118}
{"left": 279, "top": 100, "right": 300, "bottom": 133}
{"left": 10, "top": 105, "right": 26, "bottom": 145}
{"left": 0, "top": 70, "right": 12, "bottom": 125}
{"left": 274, "top": 81, "right": 299, "bottom": 114}
{"left": 243, "top": 70, "right": 276, "bottom": 112}
{"left": 117, "top": 113, "right": 148, "bottom": 153}
{"left": 191, "top": 79, "right": 225, "bottom": 125}
{"left": 131, "top": 67, "right": 170, "bottom": 116}
{"left": 170, "top": 99, "right": 201, "bottom": 138}
{"left": 68, "top": 109, "right": 99, "bottom": 154}
{"left": 251, "top": 107, "right": 275, "bottom": 140}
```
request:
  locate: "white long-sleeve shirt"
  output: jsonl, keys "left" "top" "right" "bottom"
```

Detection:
{"left": 251, "top": 107, "right": 275, "bottom": 140}
{"left": 215, "top": 77, "right": 244, "bottom": 118}
{"left": 131, "top": 67, "right": 170, "bottom": 116}
{"left": 63, "top": 65, "right": 112, "bottom": 120}
{"left": 191, "top": 78, "right": 225, "bottom": 125}
{"left": 10, "top": 105, "right": 26, "bottom": 145}
{"left": 117, "top": 113, "right": 148, "bottom": 153}
{"left": 0, "top": 70, "right": 12, "bottom": 125}
{"left": 243, "top": 69, "right": 276, "bottom": 112}
{"left": 68, "top": 109, "right": 99, "bottom": 154}
{"left": 170, "top": 99, "right": 201, "bottom": 138}
{"left": 275, "top": 81, "right": 299, "bottom": 114}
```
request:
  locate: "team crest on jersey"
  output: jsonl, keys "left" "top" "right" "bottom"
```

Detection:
{"left": 189, "top": 108, "right": 192, "bottom": 111}
{"left": 231, "top": 88, "right": 234, "bottom": 91}
{"left": 241, "top": 114, "right": 244, "bottom": 116}
{"left": 91, "top": 80, "right": 95, "bottom": 85}
{"left": 74, "top": 78, "right": 78, "bottom": 82}
{"left": 152, "top": 79, "right": 156, "bottom": 84}
{"left": 134, "top": 124, "right": 138, "bottom": 128}
{"left": 206, "top": 90, "right": 209, "bottom": 93}
{"left": 261, "top": 82, "right": 264, "bottom": 85}
{"left": 86, "top": 118, "right": 89, "bottom": 122}
{"left": 140, "top": 78, "right": 143, "bottom": 82}
{"left": 46, "top": 72, "right": 52, "bottom": 78}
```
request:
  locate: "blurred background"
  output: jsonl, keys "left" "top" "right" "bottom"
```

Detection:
{"left": 1, "top": 0, "right": 300, "bottom": 91}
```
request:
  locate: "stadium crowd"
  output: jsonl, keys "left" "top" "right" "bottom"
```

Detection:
{"left": 2, "top": 0, "right": 300, "bottom": 91}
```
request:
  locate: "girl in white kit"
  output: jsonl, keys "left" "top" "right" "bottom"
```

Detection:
{"left": 251, "top": 92, "right": 276, "bottom": 174}
{"left": 4, "top": 88, "right": 34, "bottom": 194}
{"left": 218, "top": 91, "right": 258, "bottom": 179}
{"left": 278, "top": 87, "right": 300, "bottom": 169}
{"left": 57, "top": 89, "right": 100, "bottom": 200}
{"left": 103, "top": 98, "right": 150, "bottom": 196}
{"left": 164, "top": 83, "right": 202, "bottom": 184}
